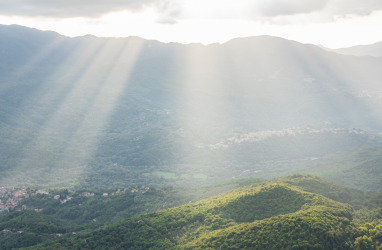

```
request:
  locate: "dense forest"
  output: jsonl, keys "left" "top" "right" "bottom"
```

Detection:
{"left": 1, "top": 25, "right": 382, "bottom": 249}
{"left": 1, "top": 25, "right": 382, "bottom": 191}
{"left": 0, "top": 174, "right": 381, "bottom": 249}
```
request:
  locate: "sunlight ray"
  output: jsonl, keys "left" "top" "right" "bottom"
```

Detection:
{"left": 174, "top": 44, "right": 234, "bottom": 177}
{"left": 3, "top": 38, "right": 145, "bottom": 188}
{"left": 0, "top": 35, "right": 65, "bottom": 94}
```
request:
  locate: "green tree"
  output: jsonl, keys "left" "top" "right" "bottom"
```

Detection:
{"left": 354, "top": 235, "right": 374, "bottom": 250}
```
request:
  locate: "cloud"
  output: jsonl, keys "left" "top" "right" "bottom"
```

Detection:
{"left": 1, "top": 0, "right": 382, "bottom": 24}
{"left": 155, "top": 1, "right": 181, "bottom": 24}
{"left": 328, "top": 0, "right": 382, "bottom": 17}
{"left": 250, "top": 0, "right": 382, "bottom": 19}
{"left": 0, "top": 0, "right": 174, "bottom": 18}
{"left": 254, "top": 0, "right": 328, "bottom": 17}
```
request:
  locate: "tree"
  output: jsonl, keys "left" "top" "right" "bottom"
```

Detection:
{"left": 354, "top": 235, "right": 374, "bottom": 250}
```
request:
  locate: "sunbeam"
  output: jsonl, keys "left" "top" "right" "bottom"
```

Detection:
{"left": 0, "top": 34, "right": 65, "bottom": 95}
{"left": 1, "top": 37, "right": 145, "bottom": 188}
{"left": 177, "top": 44, "right": 233, "bottom": 141}
{"left": 1, "top": 3, "right": 382, "bottom": 248}
{"left": 172, "top": 43, "right": 236, "bottom": 180}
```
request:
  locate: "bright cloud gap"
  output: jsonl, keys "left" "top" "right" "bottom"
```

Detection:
{"left": 1, "top": 0, "right": 382, "bottom": 49}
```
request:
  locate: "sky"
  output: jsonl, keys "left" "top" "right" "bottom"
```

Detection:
{"left": 0, "top": 0, "right": 382, "bottom": 49}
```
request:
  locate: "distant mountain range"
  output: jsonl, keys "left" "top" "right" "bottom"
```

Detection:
{"left": 1, "top": 24, "right": 382, "bottom": 190}
{"left": 334, "top": 41, "right": 382, "bottom": 57}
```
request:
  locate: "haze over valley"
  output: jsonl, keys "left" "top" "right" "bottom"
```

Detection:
{"left": 1, "top": 24, "right": 382, "bottom": 249}
{"left": 1, "top": 25, "right": 382, "bottom": 190}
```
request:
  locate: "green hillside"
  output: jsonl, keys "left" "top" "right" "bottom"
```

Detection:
{"left": 296, "top": 146, "right": 382, "bottom": 191}
{"left": 0, "top": 175, "right": 380, "bottom": 249}
{"left": 2, "top": 25, "right": 382, "bottom": 191}
{"left": 29, "top": 177, "right": 367, "bottom": 249}
{"left": 0, "top": 179, "right": 264, "bottom": 249}
{"left": 0, "top": 211, "right": 75, "bottom": 249}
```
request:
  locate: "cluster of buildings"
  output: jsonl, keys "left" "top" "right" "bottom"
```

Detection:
{"left": 0, "top": 186, "right": 149, "bottom": 214}
{"left": 0, "top": 186, "right": 28, "bottom": 213}
{"left": 208, "top": 124, "right": 366, "bottom": 150}
{"left": 99, "top": 187, "right": 149, "bottom": 197}
{"left": 0, "top": 187, "right": 56, "bottom": 213}
{"left": 131, "top": 187, "right": 150, "bottom": 194}
{"left": 102, "top": 188, "right": 128, "bottom": 197}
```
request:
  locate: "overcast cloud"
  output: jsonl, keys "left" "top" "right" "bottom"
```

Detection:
{"left": 1, "top": 0, "right": 382, "bottom": 23}
{"left": 251, "top": 0, "right": 382, "bottom": 20}
{"left": 0, "top": 0, "right": 172, "bottom": 17}
{"left": 254, "top": 0, "right": 328, "bottom": 17}
{"left": 328, "top": 0, "right": 382, "bottom": 17}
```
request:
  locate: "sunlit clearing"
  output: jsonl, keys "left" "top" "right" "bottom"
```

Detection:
{"left": 4, "top": 37, "right": 144, "bottom": 188}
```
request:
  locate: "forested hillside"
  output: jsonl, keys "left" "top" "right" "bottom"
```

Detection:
{"left": 2, "top": 25, "right": 382, "bottom": 190}
{"left": 1, "top": 26, "right": 382, "bottom": 248}
{"left": 15, "top": 175, "right": 378, "bottom": 249}
{"left": 2, "top": 0, "right": 382, "bottom": 248}
{"left": 0, "top": 178, "right": 263, "bottom": 249}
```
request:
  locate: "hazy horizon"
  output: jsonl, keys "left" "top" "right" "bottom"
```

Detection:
{"left": 1, "top": 0, "right": 382, "bottom": 49}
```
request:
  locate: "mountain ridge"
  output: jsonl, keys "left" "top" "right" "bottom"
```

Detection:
{"left": 334, "top": 41, "right": 382, "bottom": 57}
{"left": 1, "top": 24, "right": 382, "bottom": 191}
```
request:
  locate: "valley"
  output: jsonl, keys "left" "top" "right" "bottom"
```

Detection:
{"left": 1, "top": 24, "right": 382, "bottom": 249}
{"left": 1, "top": 25, "right": 382, "bottom": 191}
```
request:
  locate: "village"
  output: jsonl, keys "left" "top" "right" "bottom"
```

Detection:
{"left": 0, "top": 186, "right": 150, "bottom": 214}
{"left": 0, "top": 186, "right": 50, "bottom": 213}
{"left": 208, "top": 124, "right": 366, "bottom": 150}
